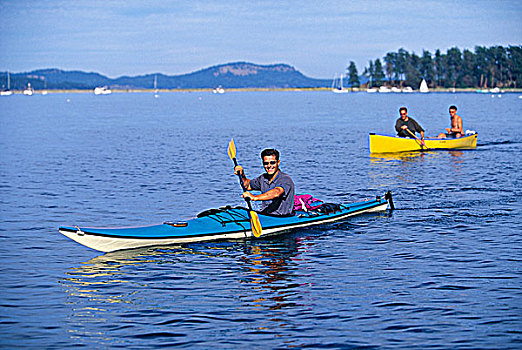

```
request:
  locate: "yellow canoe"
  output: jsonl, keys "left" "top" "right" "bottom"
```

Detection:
{"left": 368, "top": 132, "right": 478, "bottom": 153}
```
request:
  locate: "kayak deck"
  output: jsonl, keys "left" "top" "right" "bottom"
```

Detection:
{"left": 59, "top": 192, "right": 393, "bottom": 252}
{"left": 369, "top": 132, "right": 478, "bottom": 153}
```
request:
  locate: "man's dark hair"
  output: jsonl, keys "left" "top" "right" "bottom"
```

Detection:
{"left": 449, "top": 105, "right": 457, "bottom": 111}
{"left": 261, "top": 148, "right": 279, "bottom": 160}
{"left": 399, "top": 106, "right": 407, "bottom": 113}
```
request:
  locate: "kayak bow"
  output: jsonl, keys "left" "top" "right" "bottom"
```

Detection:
{"left": 59, "top": 192, "right": 394, "bottom": 252}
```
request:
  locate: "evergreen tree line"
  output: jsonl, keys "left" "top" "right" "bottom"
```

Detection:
{"left": 345, "top": 45, "right": 522, "bottom": 89}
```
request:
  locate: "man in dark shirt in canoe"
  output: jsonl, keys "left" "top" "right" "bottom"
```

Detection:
{"left": 395, "top": 106, "right": 425, "bottom": 142}
{"left": 234, "top": 148, "right": 295, "bottom": 216}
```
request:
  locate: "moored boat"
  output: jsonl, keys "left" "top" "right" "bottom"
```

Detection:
{"left": 94, "top": 86, "right": 112, "bottom": 95}
{"left": 369, "top": 132, "right": 477, "bottom": 153}
{"left": 332, "top": 73, "right": 349, "bottom": 93}
{"left": 212, "top": 86, "right": 225, "bottom": 94}
{"left": 23, "top": 83, "right": 34, "bottom": 96}
{"left": 1, "top": 71, "right": 13, "bottom": 96}
{"left": 59, "top": 192, "right": 394, "bottom": 252}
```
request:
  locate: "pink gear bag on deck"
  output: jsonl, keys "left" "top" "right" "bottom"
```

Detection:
{"left": 293, "top": 194, "right": 324, "bottom": 212}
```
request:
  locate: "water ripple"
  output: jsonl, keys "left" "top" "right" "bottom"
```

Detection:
{"left": 1, "top": 93, "right": 521, "bottom": 349}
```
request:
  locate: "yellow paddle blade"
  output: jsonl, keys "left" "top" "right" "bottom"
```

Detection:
{"left": 250, "top": 211, "right": 262, "bottom": 237}
{"left": 227, "top": 138, "right": 236, "bottom": 160}
{"left": 405, "top": 129, "right": 428, "bottom": 150}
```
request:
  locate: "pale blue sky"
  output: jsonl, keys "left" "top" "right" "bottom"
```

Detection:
{"left": 1, "top": 0, "right": 520, "bottom": 78}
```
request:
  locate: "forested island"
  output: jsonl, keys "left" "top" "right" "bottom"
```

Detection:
{"left": 346, "top": 45, "right": 521, "bottom": 89}
{"left": 1, "top": 45, "right": 521, "bottom": 92}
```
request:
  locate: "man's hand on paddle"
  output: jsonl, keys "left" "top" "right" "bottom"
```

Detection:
{"left": 242, "top": 191, "right": 256, "bottom": 201}
{"left": 243, "top": 187, "right": 284, "bottom": 202}
{"left": 234, "top": 165, "right": 244, "bottom": 176}
{"left": 234, "top": 165, "right": 251, "bottom": 190}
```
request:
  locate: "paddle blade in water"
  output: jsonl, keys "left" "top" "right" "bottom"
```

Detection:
{"left": 250, "top": 211, "right": 262, "bottom": 237}
{"left": 227, "top": 138, "right": 236, "bottom": 160}
{"left": 405, "top": 129, "right": 429, "bottom": 150}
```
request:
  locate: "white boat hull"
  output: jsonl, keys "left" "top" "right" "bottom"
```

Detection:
{"left": 59, "top": 201, "right": 389, "bottom": 252}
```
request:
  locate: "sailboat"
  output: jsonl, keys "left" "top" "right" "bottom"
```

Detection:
{"left": 23, "top": 82, "right": 34, "bottom": 96}
{"left": 153, "top": 74, "right": 159, "bottom": 98}
{"left": 41, "top": 79, "right": 48, "bottom": 95}
{"left": 1, "top": 71, "right": 13, "bottom": 96}
{"left": 419, "top": 79, "right": 429, "bottom": 93}
{"left": 366, "top": 76, "right": 377, "bottom": 93}
{"left": 332, "top": 74, "right": 349, "bottom": 93}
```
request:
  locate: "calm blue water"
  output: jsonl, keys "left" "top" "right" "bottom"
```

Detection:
{"left": 1, "top": 91, "right": 521, "bottom": 349}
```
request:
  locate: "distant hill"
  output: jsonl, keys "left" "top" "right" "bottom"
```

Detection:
{"left": 2, "top": 62, "right": 332, "bottom": 90}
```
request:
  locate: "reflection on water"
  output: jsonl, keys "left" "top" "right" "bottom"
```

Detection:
{"left": 61, "top": 236, "right": 310, "bottom": 343}
{"left": 368, "top": 152, "right": 432, "bottom": 188}
{"left": 369, "top": 150, "right": 467, "bottom": 164}
{"left": 237, "top": 238, "right": 306, "bottom": 311}
{"left": 3, "top": 92, "right": 520, "bottom": 349}
{"left": 367, "top": 150, "right": 470, "bottom": 189}
{"left": 448, "top": 151, "right": 464, "bottom": 171}
{"left": 369, "top": 151, "right": 431, "bottom": 164}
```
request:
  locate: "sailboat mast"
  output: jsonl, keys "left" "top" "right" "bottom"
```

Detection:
{"left": 153, "top": 74, "right": 159, "bottom": 98}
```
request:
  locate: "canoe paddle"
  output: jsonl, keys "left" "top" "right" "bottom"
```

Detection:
{"left": 227, "top": 138, "right": 263, "bottom": 237}
{"left": 405, "top": 128, "right": 430, "bottom": 151}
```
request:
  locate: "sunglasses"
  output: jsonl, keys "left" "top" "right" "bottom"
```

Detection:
{"left": 263, "top": 161, "right": 277, "bottom": 166}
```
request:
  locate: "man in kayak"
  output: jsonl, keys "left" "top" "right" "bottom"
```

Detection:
{"left": 438, "top": 105, "right": 463, "bottom": 138}
{"left": 395, "top": 107, "right": 425, "bottom": 141}
{"left": 234, "top": 148, "right": 295, "bottom": 216}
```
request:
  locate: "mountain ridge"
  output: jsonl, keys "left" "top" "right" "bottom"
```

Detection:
{"left": 2, "top": 62, "right": 332, "bottom": 90}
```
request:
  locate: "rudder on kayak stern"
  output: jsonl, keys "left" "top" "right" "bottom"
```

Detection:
{"left": 384, "top": 190, "right": 395, "bottom": 210}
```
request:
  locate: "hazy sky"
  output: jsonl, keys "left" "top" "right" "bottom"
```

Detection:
{"left": 1, "top": 0, "right": 521, "bottom": 78}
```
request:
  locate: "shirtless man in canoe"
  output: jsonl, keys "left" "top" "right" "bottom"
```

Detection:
{"left": 438, "top": 105, "right": 463, "bottom": 138}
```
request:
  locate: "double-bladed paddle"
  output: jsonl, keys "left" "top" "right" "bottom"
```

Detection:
{"left": 405, "top": 128, "right": 430, "bottom": 151}
{"left": 227, "top": 138, "right": 263, "bottom": 237}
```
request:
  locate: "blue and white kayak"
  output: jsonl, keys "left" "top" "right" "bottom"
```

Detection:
{"left": 59, "top": 192, "right": 394, "bottom": 252}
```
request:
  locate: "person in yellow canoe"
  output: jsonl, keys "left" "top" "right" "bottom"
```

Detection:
{"left": 438, "top": 105, "right": 464, "bottom": 138}
{"left": 234, "top": 148, "right": 295, "bottom": 216}
{"left": 395, "top": 107, "right": 425, "bottom": 142}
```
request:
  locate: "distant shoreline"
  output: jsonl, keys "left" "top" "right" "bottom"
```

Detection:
{"left": 4, "top": 87, "right": 522, "bottom": 94}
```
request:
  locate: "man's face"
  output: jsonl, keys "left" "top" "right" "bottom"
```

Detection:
{"left": 449, "top": 109, "right": 457, "bottom": 117}
{"left": 262, "top": 155, "right": 280, "bottom": 176}
{"left": 400, "top": 110, "right": 408, "bottom": 120}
